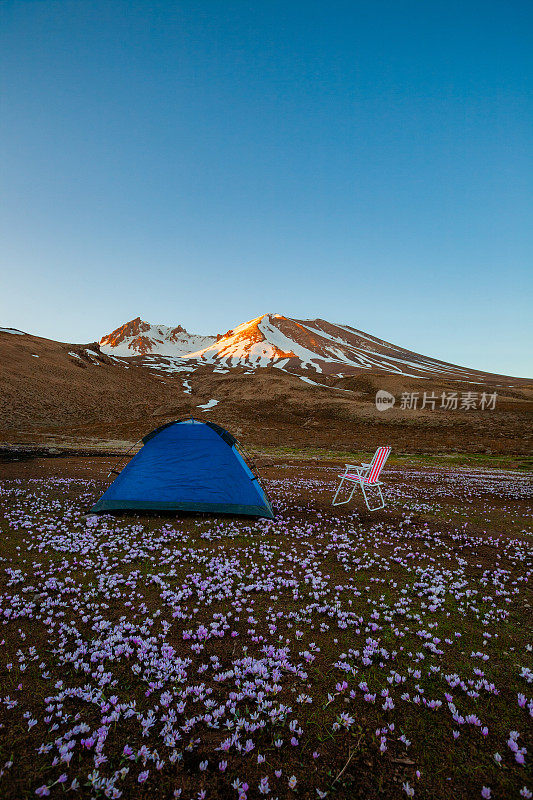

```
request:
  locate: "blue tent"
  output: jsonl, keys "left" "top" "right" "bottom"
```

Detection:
{"left": 90, "top": 419, "right": 274, "bottom": 518}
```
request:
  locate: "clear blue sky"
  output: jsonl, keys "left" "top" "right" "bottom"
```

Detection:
{"left": 1, "top": 1, "right": 532, "bottom": 376}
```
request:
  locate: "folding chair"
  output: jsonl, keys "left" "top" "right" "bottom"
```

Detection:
{"left": 332, "top": 446, "right": 391, "bottom": 511}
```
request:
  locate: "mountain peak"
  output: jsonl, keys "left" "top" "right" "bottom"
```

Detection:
{"left": 100, "top": 319, "right": 215, "bottom": 357}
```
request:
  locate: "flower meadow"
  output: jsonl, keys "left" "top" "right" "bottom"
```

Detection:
{"left": 0, "top": 462, "right": 531, "bottom": 799}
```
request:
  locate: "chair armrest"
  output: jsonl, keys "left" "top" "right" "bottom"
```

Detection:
{"left": 343, "top": 465, "right": 368, "bottom": 477}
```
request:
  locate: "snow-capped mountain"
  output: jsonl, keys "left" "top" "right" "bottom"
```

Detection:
{"left": 100, "top": 317, "right": 215, "bottom": 357}
{"left": 99, "top": 313, "right": 495, "bottom": 380}
{"left": 185, "top": 314, "right": 481, "bottom": 378}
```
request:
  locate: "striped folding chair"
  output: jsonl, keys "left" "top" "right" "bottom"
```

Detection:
{"left": 332, "top": 446, "right": 391, "bottom": 511}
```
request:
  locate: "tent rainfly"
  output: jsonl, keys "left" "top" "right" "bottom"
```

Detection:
{"left": 90, "top": 418, "right": 274, "bottom": 518}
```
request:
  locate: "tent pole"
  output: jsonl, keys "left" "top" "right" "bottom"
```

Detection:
{"left": 106, "top": 438, "right": 143, "bottom": 478}
{"left": 235, "top": 438, "right": 273, "bottom": 507}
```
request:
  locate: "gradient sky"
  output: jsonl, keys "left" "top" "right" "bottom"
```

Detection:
{"left": 1, "top": 1, "right": 532, "bottom": 376}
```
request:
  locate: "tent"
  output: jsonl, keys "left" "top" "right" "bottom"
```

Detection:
{"left": 90, "top": 418, "right": 274, "bottom": 518}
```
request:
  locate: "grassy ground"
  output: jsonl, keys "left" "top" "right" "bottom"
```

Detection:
{"left": 0, "top": 457, "right": 531, "bottom": 800}
{"left": 257, "top": 447, "right": 533, "bottom": 472}
{"left": 2, "top": 441, "right": 532, "bottom": 473}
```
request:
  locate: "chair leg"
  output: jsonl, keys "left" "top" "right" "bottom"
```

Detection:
{"left": 332, "top": 478, "right": 357, "bottom": 506}
{"left": 361, "top": 483, "right": 385, "bottom": 511}
{"left": 333, "top": 478, "right": 386, "bottom": 511}
{"left": 332, "top": 478, "right": 346, "bottom": 506}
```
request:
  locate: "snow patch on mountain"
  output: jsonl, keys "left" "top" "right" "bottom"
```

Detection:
{"left": 298, "top": 375, "right": 352, "bottom": 392}
{"left": 257, "top": 316, "right": 323, "bottom": 372}
{"left": 186, "top": 315, "right": 288, "bottom": 368}
{"left": 197, "top": 399, "right": 219, "bottom": 410}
